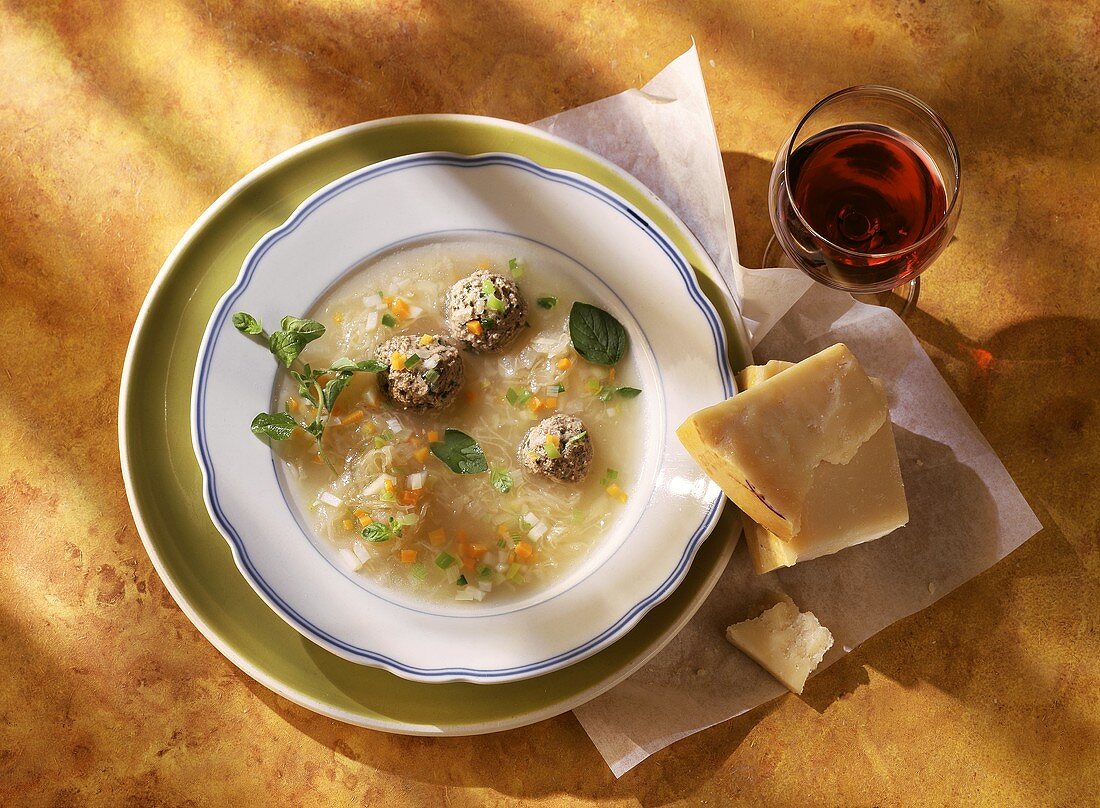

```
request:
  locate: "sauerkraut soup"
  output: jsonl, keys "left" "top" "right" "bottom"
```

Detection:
{"left": 271, "top": 236, "right": 646, "bottom": 604}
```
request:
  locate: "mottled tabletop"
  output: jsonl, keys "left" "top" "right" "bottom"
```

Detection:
{"left": 1, "top": 1, "right": 1097, "bottom": 805}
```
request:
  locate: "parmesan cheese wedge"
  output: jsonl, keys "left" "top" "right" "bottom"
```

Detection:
{"left": 725, "top": 599, "right": 833, "bottom": 694}
{"left": 735, "top": 359, "right": 909, "bottom": 574}
{"left": 677, "top": 344, "right": 888, "bottom": 539}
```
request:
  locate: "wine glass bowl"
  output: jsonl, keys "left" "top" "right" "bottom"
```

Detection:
{"left": 767, "top": 86, "right": 961, "bottom": 300}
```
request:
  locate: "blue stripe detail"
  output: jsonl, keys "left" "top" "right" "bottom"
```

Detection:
{"left": 195, "top": 153, "right": 734, "bottom": 680}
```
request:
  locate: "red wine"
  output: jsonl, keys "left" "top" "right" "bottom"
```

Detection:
{"left": 777, "top": 124, "right": 951, "bottom": 289}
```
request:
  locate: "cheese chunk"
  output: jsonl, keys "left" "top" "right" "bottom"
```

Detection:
{"left": 677, "top": 344, "right": 887, "bottom": 539}
{"left": 737, "top": 361, "right": 909, "bottom": 574}
{"left": 725, "top": 600, "right": 833, "bottom": 694}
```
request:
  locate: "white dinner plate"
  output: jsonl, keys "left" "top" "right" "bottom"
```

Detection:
{"left": 192, "top": 152, "right": 734, "bottom": 683}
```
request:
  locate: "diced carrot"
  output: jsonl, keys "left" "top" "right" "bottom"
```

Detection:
{"left": 400, "top": 549, "right": 417, "bottom": 563}
{"left": 462, "top": 557, "right": 476, "bottom": 572}
{"left": 342, "top": 519, "right": 355, "bottom": 531}
{"left": 363, "top": 421, "right": 378, "bottom": 434}
{"left": 477, "top": 259, "right": 490, "bottom": 269}
{"left": 384, "top": 479, "right": 397, "bottom": 495}
{"left": 353, "top": 508, "right": 367, "bottom": 519}
{"left": 608, "top": 367, "right": 616, "bottom": 382}
{"left": 497, "top": 523, "right": 510, "bottom": 537}
{"left": 458, "top": 542, "right": 472, "bottom": 558}
{"left": 333, "top": 312, "right": 344, "bottom": 324}
{"left": 286, "top": 398, "right": 299, "bottom": 412}
{"left": 390, "top": 351, "right": 406, "bottom": 371}
{"left": 418, "top": 334, "right": 434, "bottom": 346}
{"left": 464, "top": 390, "right": 478, "bottom": 403}
{"left": 341, "top": 409, "right": 364, "bottom": 427}
{"left": 414, "top": 446, "right": 430, "bottom": 463}
{"left": 545, "top": 433, "right": 561, "bottom": 447}
{"left": 466, "top": 320, "right": 483, "bottom": 336}
{"left": 429, "top": 528, "right": 446, "bottom": 546}
{"left": 526, "top": 396, "right": 542, "bottom": 412}
{"left": 456, "top": 529, "right": 468, "bottom": 541}
{"left": 557, "top": 357, "right": 572, "bottom": 370}
{"left": 311, "top": 454, "right": 323, "bottom": 464}
{"left": 606, "top": 483, "right": 628, "bottom": 504}
{"left": 390, "top": 298, "right": 410, "bottom": 318}
{"left": 427, "top": 430, "right": 441, "bottom": 442}
{"left": 515, "top": 541, "right": 534, "bottom": 560}
{"left": 358, "top": 515, "right": 371, "bottom": 527}
{"left": 543, "top": 397, "right": 558, "bottom": 410}
{"left": 469, "top": 543, "right": 487, "bottom": 557}
{"left": 399, "top": 490, "right": 420, "bottom": 506}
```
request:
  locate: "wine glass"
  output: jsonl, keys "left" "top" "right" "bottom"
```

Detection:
{"left": 763, "top": 85, "right": 961, "bottom": 317}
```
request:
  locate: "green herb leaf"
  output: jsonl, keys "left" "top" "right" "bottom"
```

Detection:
{"left": 232, "top": 312, "right": 263, "bottom": 334}
{"left": 490, "top": 468, "right": 514, "bottom": 493}
{"left": 508, "top": 257, "right": 524, "bottom": 279}
{"left": 305, "top": 420, "right": 324, "bottom": 440}
{"left": 537, "top": 296, "right": 557, "bottom": 310}
{"left": 381, "top": 313, "right": 397, "bottom": 328}
{"left": 429, "top": 429, "right": 488, "bottom": 475}
{"left": 268, "top": 330, "right": 305, "bottom": 368}
{"left": 596, "top": 386, "right": 615, "bottom": 402}
{"left": 361, "top": 521, "right": 395, "bottom": 542}
{"left": 250, "top": 412, "right": 298, "bottom": 441}
{"left": 323, "top": 373, "right": 352, "bottom": 410}
{"left": 280, "top": 315, "right": 325, "bottom": 339}
{"left": 617, "top": 387, "right": 642, "bottom": 398}
{"left": 356, "top": 359, "right": 387, "bottom": 372}
{"left": 435, "top": 552, "right": 455, "bottom": 570}
{"left": 329, "top": 357, "right": 359, "bottom": 372}
{"left": 568, "top": 302, "right": 628, "bottom": 366}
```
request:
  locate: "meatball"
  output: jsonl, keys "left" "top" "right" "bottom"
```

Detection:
{"left": 375, "top": 334, "right": 463, "bottom": 411}
{"left": 518, "top": 414, "right": 593, "bottom": 483}
{"left": 444, "top": 270, "right": 528, "bottom": 352}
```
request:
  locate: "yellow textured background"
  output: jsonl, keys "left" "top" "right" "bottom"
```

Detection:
{"left": 1, "top": 1, "right": 1097, "bottom": 805}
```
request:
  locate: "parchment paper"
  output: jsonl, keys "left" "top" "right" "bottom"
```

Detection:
{"left": 531, "top": 46, "right": 1043, "bottom": 777}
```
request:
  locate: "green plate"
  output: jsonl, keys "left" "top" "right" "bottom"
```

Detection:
{"left": 120, "top": 114, "right": 751, "bottom": 734}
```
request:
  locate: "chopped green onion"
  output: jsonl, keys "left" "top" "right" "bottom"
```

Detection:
{"left": 485, "top": 294, "right": 505, "bottom": 312}
{"left": 506, "top": 563, "right": 521, "bottom": 580}
{"left": 548, "top": 383, "right": 565, "bottom": 395}
{"left": 506, "top": 387, "right": 532, "bottom": 407}
{"left": 409, "top": 561, "right": 428, "bottom": 581}
{"left": 456, "top": 574, "right": 468, "bottom": 587}
{"left": 478, "top": 564, "right": 492, "bottom": 578}
{"left": 497, "top": 538, "right": 507, "bottom": 549}
{"left": 543, "top": 439, "right": 561, "bottom": 459}
{"left": 566, "top": 430, "right": 587, "bottom": 446}
{"left": 480, "top": 316, "right": 497, "bottom": 328}
{"left": 571, "top": 508, "right": 586, "bottom": 524}
{"left": 424, "top": 368, "right": 440, "bottom": 384}
{"left": 396, "top": 513, "right": 419, "bottom": 526}
{"left": 599, "top": 468, "right": 619, "bottom": 487}
{"left": 537, "top": 296, "right": 557, "bottom": 310}
{"left": 381, "top": 312, "right": 397, "bottom": 328}
{"left": 380, "top": 490, "right": 397, "bottom": 503}
{"left": 377, "top": 290, "right": 385, "bottom": 299}
{"left": 404, "top": 353, "right": 422, "bottom": 368}
{"left": 508, "top": 258, "right": 523, "bottom": 278}
{"left": 435, "top": 552, "right": 455, "bottom": 570}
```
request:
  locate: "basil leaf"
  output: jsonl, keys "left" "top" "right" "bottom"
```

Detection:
{"left": 323, "top": 372, "right": 351, "bottom": 410}
{"left": 268, "top": 329, "right": 305, "bottom": 367}
{"left": 305, "top": 420, "right": 324, "bottom": 440}
{"left": 508, "top": 257, "right": 524, "bottom": 278}
{"left": 280, "top": 316, "right": 326, "bottom": 342}
{"left": 232, "top": 312, "right": 263, "bottom": 334}
{"left": 329, "top": 357, "right": 359, "bottom": 372}
{"left": 490, "top": 469, "right": 513, "bottom": 493}
{"left": 361, "top": 522, "right": 394, "bottom": 542}
{"left": 536, "top": 296, "right": 557, "bottom": 310}
{"left": 250, "top": 412, "right": 298, "bottom": 441}
{"left": 617, "top": 387, "right": 642, "bottom": 398}
{"left": 568, "top": 302, "right": 627, "bottom": 366}
{"left": 429, "top": 429, "right": 488, "bottom": 474}
{"left": 356, "top": 359, "right": 387, "bottom": 373}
